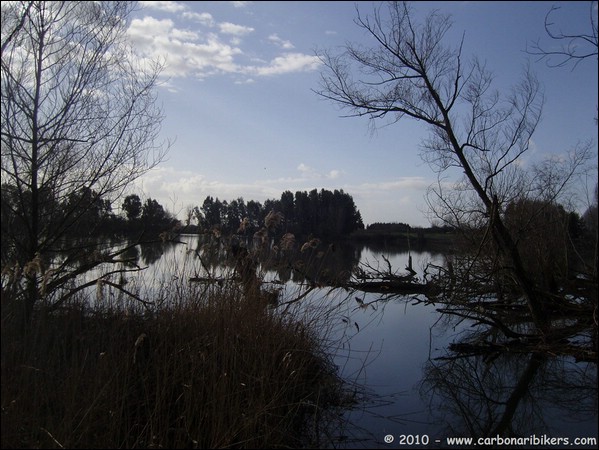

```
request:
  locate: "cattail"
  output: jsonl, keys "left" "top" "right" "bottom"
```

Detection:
{"left": 300, "top": 238, "right": 320, "bottom": 253}
{"left": 23, "top": 253, "right": 43, "bottom": 277}
{"left": 280, "top": 233, "right": 295, "bottom": 251}
{"left": 253, "top": 227, "right": 268, "bottom": 245}
{"left": 264, "top": 210, "right": 283, "bottom": 231}
{"left": 237, "top": 217, "right": 250, "bottom": 233}
{"left": 2, "top": 263, "right": 20, "bottom": 284}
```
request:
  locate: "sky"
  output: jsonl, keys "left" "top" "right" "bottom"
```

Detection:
{"left": 126, "top": 1, "right": 598, "bottom": 227}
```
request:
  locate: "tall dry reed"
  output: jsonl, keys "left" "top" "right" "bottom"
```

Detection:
{"left": 1, "top": 281, "right": 350, "bottom": 449}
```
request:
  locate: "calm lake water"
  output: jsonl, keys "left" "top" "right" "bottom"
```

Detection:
{"left": 92, "top": 234, "right": 597, "bottom": 449}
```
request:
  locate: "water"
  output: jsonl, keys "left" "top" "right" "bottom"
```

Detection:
{"left": 85, "top": 234, "right": 598, "bottom": 448}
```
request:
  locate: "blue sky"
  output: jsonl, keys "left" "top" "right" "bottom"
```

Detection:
{"left": 127, "top": 1, "right": 598, "bottom": 227}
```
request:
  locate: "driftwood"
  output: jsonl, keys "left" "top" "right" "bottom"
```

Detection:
{"left": 345, "top": 280, "right": 431, "bottom": 294}
{"left": 344, "top": 255, "right": 435, "bottom": 295}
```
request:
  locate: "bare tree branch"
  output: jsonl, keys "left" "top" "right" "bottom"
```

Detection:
{"left": 1, "top": 1, "right": 170, "bottom": 323}
{"left": 526, "top": 2, "right": 598, "bottom": 69}
{"left": 315, "top": 1, "right": 595, "bottom": 335}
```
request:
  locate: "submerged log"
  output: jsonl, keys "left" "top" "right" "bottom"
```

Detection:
{"left": 346, "top": 280, "right": 432, "bottom": 294}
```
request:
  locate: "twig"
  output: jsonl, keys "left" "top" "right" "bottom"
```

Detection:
{"left": 40, "top": 428, "right": 64, "bottom": 449}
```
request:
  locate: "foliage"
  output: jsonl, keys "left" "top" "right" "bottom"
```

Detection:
{"left": 122, "top": 194, "right": 143, "bottom": 221}
{"left": 367, "top": 222, "right": 411, "bottom": 232}
{"left": 191, "top": 188, "right": 364, "bottom": 239}
{"left": 140, "top": 198, "right": 178, "bottom": 231}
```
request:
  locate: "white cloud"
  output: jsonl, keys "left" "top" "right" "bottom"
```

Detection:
{"left": 346, "top": 178, "right": 435, "bottom": 226}
{"left": 128, "top": 10, "right": 321, "bottom": 83}
{"left": 231, "top": 1, "right": 252, "bottom": 8}
{"left": 234, "top": 78, "right": 255, "bottom": 85}
{"left": 133, "top": 167, "right": 282, "bottom": 215}
{"left": 170, "top": 28, "right": 199, "bottom": 41}
{"left": 218, "top": 22, "right": 254, "bottom": 36}
{"left": 128, "top": 16, "right": 174, "bottom": 40}
{"left": 140, "top": 1, "right": 186, "bottom": 13}
{"left": 268, "top": 34, "right": 295, "bottom": 49}
{"left": 249, "top": 53, "right": 321, "bottom": 76}
{"left": 127, "top": 17, "right": 242, "bottom": 78}
{"left": 296, "top": 163, "right": 343, "bottom": 180}
{"left": 358, "top": 177, "right": 430, "bottom": 192}
{"left": 181, "top": 11, "right": 215, "bottom": 26}
{"left": 297, "top": 163, "right": 313, "bottom": 175}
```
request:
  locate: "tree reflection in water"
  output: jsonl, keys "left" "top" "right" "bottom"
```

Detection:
{"left": 51, "top": 234, "right": 596, "bottom": 446}
{"left": 421, "top": 345, "right": 597, "bottom": 443}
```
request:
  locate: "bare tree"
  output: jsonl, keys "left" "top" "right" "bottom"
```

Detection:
{"left": 1, "top": 1, "right": 169, "bottom": 324}
{"left": 527, "top": 1, "right": 598, "bottom": 69}
{"left": 528, "top": 1, "right": 598, "bottom": 277}
{"left": 315, "top": 1, "right": 594, "bottom": 335}
{"left": 0, "top": 1, "right": 34, "bottom": 55}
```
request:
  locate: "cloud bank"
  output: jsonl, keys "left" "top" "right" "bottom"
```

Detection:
{"left": 129, "top": 2, "right": 320, "bottom": 82}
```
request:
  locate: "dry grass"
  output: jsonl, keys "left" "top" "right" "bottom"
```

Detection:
{"left": 1, "top": 285, "right": 349, "bottom": 449}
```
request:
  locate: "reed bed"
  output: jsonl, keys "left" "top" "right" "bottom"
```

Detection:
{"left": 1, "top": 281, "right": 350, "bottom": 449}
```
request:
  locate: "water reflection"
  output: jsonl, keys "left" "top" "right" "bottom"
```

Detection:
{"left": 134, "top": 234, "right": 365, "bottom": 287}
{"left": 420, "top": 351, "right": 597, "bottom": 447}
{"left": 330, "top": 293, "right": 597, "bottom": 448}
{"left": 64, "top": 235, "right": 597, "bottom": 448}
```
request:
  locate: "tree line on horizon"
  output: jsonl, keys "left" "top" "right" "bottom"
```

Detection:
{"left": 1, "top": 183, "right": 366, "bottom": 257}
{"left": 3, "top": 179, "right": 594, "bottom": 251}
{"left": 141, "top": 188, "right": 365, "bottom": 240}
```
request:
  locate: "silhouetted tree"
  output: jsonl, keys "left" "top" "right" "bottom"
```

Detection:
{"left": 224, "top": 198, "right": 246, "bottom": 233}
{"left": 504, "top": 199, "right": 571, "bottom": 293}
{"left": 1, "top": 1, "right": 168, "bottom": 323}
{"left": 63, "top": 187, "right": 113, "bottom": 233}
{"left": 193, "top": 189, "right": 363, "bottom": 240}
{"left": 123, "top": 194, "right": 143, "bottom": 221}
{"left": 316, "top": 1, "right": 594, "bottom": 334}
{"left": 280, "top": 190, "right": 295, "bottom": 232}
{"left": 582, "top": 183, "right": 598, "bottom": 277}
{"left": 141, "top": 198, "right": 175, "bottom": 229}
{"left": 200, "top": 196, "right": 223, "bottom": 230}
{"left": 246, "top": 200, "right": 263, "bottom": 230}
